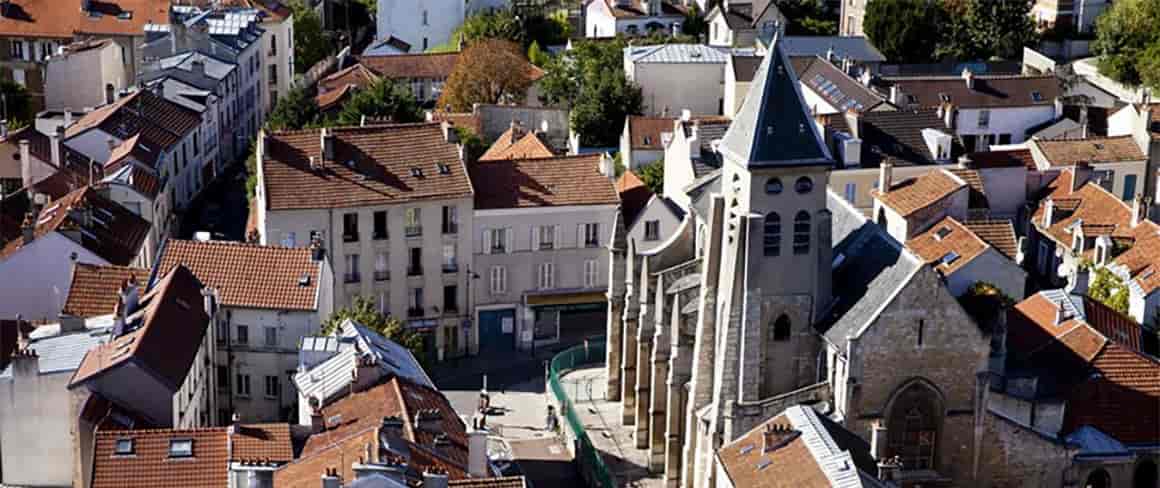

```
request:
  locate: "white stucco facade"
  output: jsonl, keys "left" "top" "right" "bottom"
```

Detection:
{"left": 585, "top": 0, "right": 685, "bottom": 38}
{"left": 625, "top": 196, "right": 683, "bottom": 254}
{"left": 0, "top": 233, "right": 117, "bottom": 322}
{"left": 945, "top": 248, "right": 1027, "bottom": 298}
{"left": 955, "top": 106, "right": 1058, "bottom": 151}
{"left": 376, "top": 0, "right": 464, "bottom": 52}
{"left": 260, "top": 14, "right": 295, "bottom": 114}
{"left": 0, "top": 368, "right": 88, "bottom": 487}
{"left": 44, "top": 41, "right": 127, "bottom": 112}
{"left": 626, "top": 56, "right": 726, "bottom": 116}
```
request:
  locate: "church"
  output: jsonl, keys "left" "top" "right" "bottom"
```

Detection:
{"left": 604, "top": 35, "right": 995, "bottom": 488}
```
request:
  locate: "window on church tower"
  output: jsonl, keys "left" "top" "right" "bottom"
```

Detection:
{"left": 772, "top": 315, "right": 791, "bottom": 341}
{"left": 765, "top": 178, "right": 783, "bottom": 194}
{"left": 763, "top": 212, "right": 781, "bottom": 256}
{"left": 793, "top": 211, "right": 811, "bottom": 255}
{"left": 795, "top": 176, "right": 814, "bottom": 194}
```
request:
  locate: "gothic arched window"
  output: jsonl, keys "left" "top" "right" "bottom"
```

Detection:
{"left": 772, "top": 314, "right": 791, "bottom": 341}
{"left": 886, "top": 382, "right": 942, "bottom": 471}
{"left": 763, "top": 212, "right": 781, "bottom": 256}
{"left": 793, "top": 211, "right": 810, "bottom": 255}
{"left": 1085, "top": 469, "right": 1111, "bottom": 488}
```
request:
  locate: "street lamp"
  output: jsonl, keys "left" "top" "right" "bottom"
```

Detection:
{"left": 466, "top": 266, "right": 480, "bottom": 357}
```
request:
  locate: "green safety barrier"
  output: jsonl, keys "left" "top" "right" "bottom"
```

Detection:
{"left": 547, "top": 337, "right": 615, "bottom": 488}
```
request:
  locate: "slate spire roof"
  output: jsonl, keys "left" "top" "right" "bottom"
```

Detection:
{"left": 719, "top": 35, "right": 832, "bottom": 167}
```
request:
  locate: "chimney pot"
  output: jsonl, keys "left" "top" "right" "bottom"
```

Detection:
{"left": 21, "top": 213, "right": 35, "bottom": 245}
{"left": 962, "top": 68, "right": 975, "bottom": 90}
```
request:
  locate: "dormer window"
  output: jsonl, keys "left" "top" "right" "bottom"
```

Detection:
{"left": 934, "top": 226, "right": 952, "bottom": 241}
{"left": 939, "top": 251, "right": 960, "bottom": 266}
{"left": 410, "top": 167, "right": 423, "bottom": 177}
{"left": 114, "top": 438, "right": 134, "bottom": 455}
{"left": 1031, "top": 91, "right": 1043, "bottom": 102}
{"left": 168, "top": 439, "right": 193, "bottom": 458}
{"left": 437, "top": 163, "right": 450, "bottom": 174}
{"left": 643, "top": 136, "right": 653, "bottom": 145}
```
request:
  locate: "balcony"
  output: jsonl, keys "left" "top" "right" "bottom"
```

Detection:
{"left": 407, "top": 307, "right": 425, "bottom": 318}
{"left": 443, "top": 304, "right": 459, "bottom": 315}
{"left": 343, "top": 232, "right": 359, "bottom": 243}
{"left": 407, "top": 266, "right": 423, "bottom": 277}
{"left": 373, "top": 231, "right": 388, "bottom": 241}
{"left": 442, "top": 264, "right": 458, "bottom": 273}
{"left": 343, "top": 272, "right": 361, "bottom": 284}
{"left": 374, "top": 270, "right": 390, "bottom": 281}
{"left": 405, "top": 226, "right": 422, "bottom": 237}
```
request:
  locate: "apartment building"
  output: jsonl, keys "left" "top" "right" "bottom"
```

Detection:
{"left": 43, "top": 39, "right": 130, "bottom": 111}
{"left": 469, "top": 154, "right": 619, "bottom": 353}
{"left": 256, "top": 123, "right": 475, "bottom": 362}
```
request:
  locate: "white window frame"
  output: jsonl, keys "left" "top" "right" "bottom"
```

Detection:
{"left": 264, "top": 326, "right": 277, "bottom": 347}
{"left": 538, "top": 262, "right": 555, "bottom": 290}
{"left": 584, "top": 260, "right": 598, "bottom": 288}
{"left": 644, "top": 220, "right": 661, "bottom": 241}
{"left": 490, "top": 266, "right": 507, "bottom": 294}
{"left": 235, "top": 373, "right": 251, "bottom": 396}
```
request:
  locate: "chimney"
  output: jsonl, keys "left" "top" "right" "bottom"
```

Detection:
{"left": 962, "top": 68, "right": 975, "bottom": 90}
{"left": 350, "top": 355, "right": 381, "bottom": 393}
{"left": 843, "top": 110, "right": 861, "bottom": 139}
{"left": 202, "top": 286, "right": 218, "bottom": 319}
{"left": 309, "top": 235, "right": 325, "bottom": 261}
{"left": 320, "top": 468, "right": 341, "bottom": 488}
{"left": 19, "top": 139, "right": 32, "bottom": 189}
{"left": 859, "top": 69, "right": 872, "bottom": 87}
{"left": 63, "top": 108, "right": 72, "bottom": 128}
{"left": 1054, "top": 299, "right": 1068, "bottom": 325}
{"left": 878, "top": 161, "right": 893, "bottom": 193}
{"left": 870, "top": 421, "right": 887, "bottom": 460}
{"left": 539, "top": 119, "right": 549, "bottom": 135}
{"left": 689, "top": 119, "right": 701, "bottom": 159}
{"left": 422, "top": 471, "right": 449, "bottom": 488}
{"left": 21, "top": 213, "right": 35, "bottom": 245}
{"left": 58, "top": 313, "right": 85, "bottom": 334}
{"left": 889, "top": 85, "right": 905, "bottom": 106}
{"left": 11, "top": 347, "right": 40, "bottom": 379}
{"left": 597, "top": 153, "right": 614, "bottom": 178}
{"left": 310, "top": 403, "right": 325, "bottom": 434}
{"left": 1068, "top": 266, "right": 1090, "bottom": 295}
{"left": 320, "top": 128, "right": 335, "bottom": 162}
{"left": 826, "top": 44, "right": 835, "bottom": 63}
{"left": 442, "top": 120, "right": 458, "bottom": 144}
{"left": 1043, "top": 198, "right": 1055, "bottom": 227}
{"left": 467, "top": 424, "right": 488, "bottom": 477}
{"left": 191, "top": 59, "right": 206, "bottom": 77}
{"left": 680, "top": 109, "right": 692, "bottom": 122}
{"left": 121, "top": 275, "right": 140, "bottom": 319}
{"left": 941, "top": 103, "right": 957, "bottom": 130}
{"left": 50, "top": 127, "right": 63, "bottom": 167}
{"left": 1131, "top": 194, "right": 1146, "bottom": 228}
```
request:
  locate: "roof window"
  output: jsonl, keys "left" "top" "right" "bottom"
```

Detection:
{"left": 298, "top": 273, "right": 311, "bottom": 286}
{"left": 1031, "top": 91, "right": 1043, "bottom": 102}
{"left": 437, "top": 163, "right": 450, "bottom": 175}
{"left": 934, "top": 226, "right": 952, "bottom": 241}
{"left": 410, "top": 167, "right": 423, "bottom": 177}
{"left": 117, "top": 11, "right": 133, "bottom": 20}
{"left": 114, "top": 438, "right": 134, "bottom": 455}
{"left": 938, "top": 251, "right": 960, "bottom": 266}
{"left": 168, "top": 439, "right": 193, "bottom": 458}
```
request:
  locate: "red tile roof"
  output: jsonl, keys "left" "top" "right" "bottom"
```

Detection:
{"left": 0, "top": 0, "right": 170, "bottom": 39}
{"left": 359, "top": 52, "right": 460, "bottom": 80}
{"left": 871, "top": 169, "right": 966, "bottom": 217}
{"left": 67, "top": 90, "right": 202, "bottom": 160}
{"left": 231, "top": 423, "right": 294, "bottom": 462}
{"left": 319, "top": 63, "right": 381, "bottom": 93}
{"left": 716, "top": 413, "right": 830, "bottom": 487}
{"left": 274, "top": 427, "right": 378, "bottom": 488}
{"left": 314, "top": 84, "right": 356, "bottom": 112}
{"left": 428, "top": 112, "right": 482, "bottom": 135}
{"left": 1033, "top": 136, "right": 1146, "bottom": 167}
{"left": 478, "top": 126, "right": 554, "bottom": 162}
{"left": 885, "top": 74, "right": 1061, "bottom": 109}
{"left": 62, "top": 262, "right": 147, "bottom": 318}
{"left": 0, "top": 185, "right": 151, "bottom": 265}
{"left": 627, "top": 116, "right": 675, "bottom": 150}
{"left": 906, "top": 216, "right": 989, "bottom": 274}
{"left": 469, "top": 154, "right": 619, "bottom": 210}
{"left": 965, "top": 149, "right": 1036, "bottom": 171}
{"left": 963, "top": 219, "right": 1019, "bottom": 260}
{"left": 155, "top": 239, "right": 322, "bottom": 311}
{"left": 261, "top": 124, "right": 472, "bottom": 211}
{"left": 69, "top": 265, "right": 209, "bottom": 391}
{"left": 616, "top": 170, "right": 652, "bottom": 225}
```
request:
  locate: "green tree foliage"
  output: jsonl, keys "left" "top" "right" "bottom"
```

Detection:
{"left": 1090, "top": 267, "right": 1130, "bottom": 314}
{"left": 958, "top": 281, "right": 1014, "bottom": 334}
{"left": 938, "top": 0, "right": 1038, "bottom": 60}
{"left": 864, "top": 0, "right": 946, "bottom": 63}
{"left": 331, "top": 79, "right": 422, "bottom": 126}
{"left": 527, "top": 40, "right": 550, "bottom": 67}
{"left": 455, "top": 127, "right": 487, "bottom": 163}
{"left": 681, "top": 4, "right": 709, "bottom": 40}
{"left": 454, "top": 8, "right": 572, "bottom": 48}
{"left": 779, "top": 0, "right": 839, "bottom": 36}
{"left": 523, "top": 10, "right": 572, "bottom": 47}
{"left": 289, "top": 0, "right": 330, "bottom": 74}
{"left": 539, "top": 39, "right": 643, "bottom": 147}
{"left": 437, "top": 39, "right": 533, "bottom": 112}
{"left": 321, "top": 296, "right": 426, "bottom": 363}
{"left": 0, "top": 79, "right": 33, "bottom": 126}
{"left": 637, "top": 160, "right": 665, "bottom": 194}
{"left": 1093, "top": 0, "right": 1160, "bottom": 90}
{"left": 265, "top": 85, "right": 320, "bottom": 131}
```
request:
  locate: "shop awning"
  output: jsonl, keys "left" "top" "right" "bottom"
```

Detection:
{"left": 525, "top": 291, "right": 607, "bottom": 307}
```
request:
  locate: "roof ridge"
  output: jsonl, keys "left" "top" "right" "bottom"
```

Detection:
{"left": 1037, "top": 134, "right": 1136, "bottom": 143}
{"left": 168, "top": 238, "right": 311, "bottom": 252}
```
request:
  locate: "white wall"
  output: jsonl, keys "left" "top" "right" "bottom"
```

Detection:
{"left": 585, "top": 0, "right": 618, "bottom": 38}
{"left": 955, "top": 106, "right": 1057, "bottom": 149}
{"left": 222, "top": 307, "right": 320, "bottom": 422}
{"left": 45, "top": 43, "right": 127, "bottom": 111}
{"left": 707, "top": 13, "right": 734, "bottom": 47}
{"left": 626, "top": 197, "right": 682, "bottom": 254}
{"left": 262, "top": 15, "right": 295, "bottom": 113}
{"left": 976, "top": 166, "right": 1028, "bottom": 219}
{"left": 0, "top": 233, "right": 107, "bottom": 322}
{"left": 631, "top": 62, "right": 725, "bottom": 116}
{"left": 948, "top": 248, "right": 1027, "bottom": 299}
{"left": 0, "top": 369, "right": 83, "bottom": 487}
{"left": 378, "top": 0, "right": 464, "bottom": 51}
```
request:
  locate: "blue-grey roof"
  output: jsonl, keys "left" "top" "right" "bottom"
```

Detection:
{"left": 293, "top": 319, "right": 433, "bottom": 404}
{"left": 779, "top": 36, "right": 886, "bottom": 63}
{"left": 818, "top": 190, "right": 922, "bottom": 345}
{"left": 719, "top": 36, "right": 832, "bottom": 167}
{"left": 1066, "top": 426, "right": 1132, "bottom": 458}
{"left": 147, "top": 77, "right": 214, "bottom": 112}
{"left": 160, "top": 52, "right": 237, "bottom": 81}
{"left": 625, "top": 44, "right": 730, "bottom": 64}
{"left": 0, "top": 315, "right": 113, "bottom": 378}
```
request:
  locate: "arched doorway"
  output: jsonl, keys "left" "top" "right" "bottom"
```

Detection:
{"left": 1136, "top": 460, "right": 1158, "bottom": 488}
{"left": 1086, "top": 468, "right": 1111, "bottom": 488}
{"left": 886, "top": 380, "right": 943, "bottom": 471}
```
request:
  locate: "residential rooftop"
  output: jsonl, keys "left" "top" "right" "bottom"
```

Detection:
{"left": 154, "top": 239, "right": 323, "bottom": 311}
{"left": 881, "top": 74, "right": 1061, "bottom": 109}
{"left": 62, "top": 262, "right": 147, "bottom": 318}
{"left": 871, "top": 169, "right": 966, "bottom": 217}
{"left": 0, "top": 185, "right": 152, "bottom": 266}
{"left": 468, "top": 154, "right": 619, "bottom": 210}
{"left": 1031, "top": 135, "right": 1147, "bottom": 167}
{"left": 0, "top": 0, "right": 169, "bottom": 39}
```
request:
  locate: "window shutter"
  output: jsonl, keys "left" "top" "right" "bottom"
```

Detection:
{"left": 577, "top": 224, "right": 585, "bottom": 247}
{"left": 483, "top": 228, "right": 491, "bottom": 255}
{"left": 506, "top": 228, "right": 514, "bottom": 254}
{"left": 531, "top": 226, "right": 539, "bottom": 251}
{"left": 554, "top": 225, "right": 561, "bottom": 249}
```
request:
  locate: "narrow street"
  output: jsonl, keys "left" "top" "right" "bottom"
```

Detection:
{"left": 177, "top": 163, "right": 251, "bottom": 241}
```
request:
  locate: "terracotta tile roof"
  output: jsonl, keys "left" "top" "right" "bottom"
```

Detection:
{"left": 318, "top": 63, "right": 380, "bottom": 94}
{"left": 602, "top": 0, "right": 688, "bottom": 18}
{"left": 883, "top": 74, "right": 1061, "bottom": 109}
{"left": 449, "top": 476, "right": 528, "bottom": 487}
{"left": 947, "top": 168, "right": 988, "bottom": 209}
{"left": 155, "top": 239, "right": 322, "bottom": 311}
{"left": 62, "top": 262, "right": 147, "bottom": 318}
{"left": 428, "top": 112, "right": 482, "bottom": 135}
{"left": 627, "top": 116, "right": 675, "bottom": 150}
{"left": 1064, "top": 342, "right": 1160, "bottom": 444}
{"left": 69, "top": 265, "right": 209, "bottom": 391}
{"left": 479, "top": 126, "right": 554, "bottom": 162}
{"left": 314, "top": 84, "right": 356, "bottom": 112}
{"left": 67, "top": 90, "right": 202, "bottom": 162}
{"left": 0, "top": 0, "right": 169, "bottom": 39}
{"left": 964, "top": 219, "right": 1018, "bottom": 260}
{"left": 470, "top": 154, "right": 619, "bottom": 210}
{"left": 871, "top": 169, "right": 966, "bottom": 217}
{"left": 91, "top": 423, "right": 293, "bottom": 488}
{"left": 906, "top": 216, "right": 988, "bottom": 274}
{"left": 1033, "top": 135, "right": 1146, "bottom": 167}
{"left": 616, "top": 170, "right": 652, "bottom": 225}
{"left": 261, "top": 123, "right": 472, "bottom": 211}
{"left": 0, "top": 126, "right": 52, "bottom": 164}
{"left": 359, "top": 52, "right": 460, "bottom": 80}
{"left": 965, "top": 149, "right": 1036, "bottom": 170}
{"left": 274, "top": 427, "right": 378, "bottom": 488}
{"left": 231, "top": 423, "right": 294, "bottom": 462}
{"left": 0, "top": 185, "right": 151, "bottom": 265}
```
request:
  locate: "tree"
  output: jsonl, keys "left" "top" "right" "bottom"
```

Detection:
{"left": 937, "top": 0, "right": 1038, "bottom": 60}
{"left": 864, "top": 0, "right": 946, "bottom": 63}
{"left": 1093, "top": 0, "right": 1160, "bottom": 90}
{"left": 455, "top": 126, "right": 487, "bottom": 163}
{"left": 681, "top": 4, "right": 709, "bottom": 40}
{"left": 265, "top": 85, "right": 320, "bottom": 131}
{"left": 527, "top": 40, "right": 550, "bottom": 67}
{"left": 331, "top": 79, "right": 422, "bottom": 126}
{"left": 637, "top": 160, "right": 664, "bottom": 194}
{"left": 437, "top": 39, "right": 533, "bottom": 112}
{"left": 523, "top": 10, "right": 572, "bottom": 47}
{"left": 779, "top": 0, "right": 839, "bottom": 36}
{"left": 958, "top": 281, "right": 1013, "bottom": 335}
{"left": 539, "top": 39, "right": 643, "bottom": 147}
{"left": 0, "top": 79, "right": 33, "bottom": 126}
{"left": 289, "top": 0, "right": 329, "bottom": 74}
{"left": 454, "top": 9, "right": 524, "bottom": 45}
{"left": 321, "top": 296, "right": 427, "bottom": 363}
{"left": 1089, "top": 267, "right": 1130, "bottom": 314}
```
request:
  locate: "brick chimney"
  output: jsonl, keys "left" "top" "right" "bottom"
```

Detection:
{"left": 467, "top": 422, "right": 488, "bottom": 477}
{"left": 310, "top": 402, "right": 326, "bottom": 434}
{"left": 878, "top": 161, "right": 893, "bottom": 193}
{"left": 1042, "top": 199, "right": 1055, "bottom": 228}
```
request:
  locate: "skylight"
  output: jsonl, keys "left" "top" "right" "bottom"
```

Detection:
{"left": 410, "top": 167, "right": 423, "bottom": 177}
{"left": 939, "top": 251, "right": 960, "bottom": 266}
{"left": 437, "top": 163, "right": 450, "bottom": 175}
{"left": 168, "top": 439, "right": 193, "bottom": 458}
{"left": 934, "top": 226, "right": 952, "bottom": 241}
{"left": 114, "top": 438, "right": 134, "bottom": 455}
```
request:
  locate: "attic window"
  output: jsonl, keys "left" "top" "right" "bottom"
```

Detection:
{"left": 114, "top": 439, "right": 135, "bottom": 455}
{"left": 939, "top": 251, "right": 960, "bottom": 266}
{"left": 410, "top": 167, "right": 423, "bottom": 177}
{"left": 643, "top": 136, "right": 653, "bottom": 145}
{"left": 437, "top": 163, "right": 450, "bottom": 175}
{"left": 117, "top": 11, "right": 133, "bottom": 20}
{"left": 1031, "top": 91, "right": 1043, "bottom": 102}
{"left": 934, "top": 226, "right": 952, "bottom": 241}
{"left": 168, "top": 439, "right": 193, "bottom": 458}
{"left": 938, "top": 93, "right": 950, "bottom": 103}
{"left": 298, "top": 273, "right": 311, "bottom": 286}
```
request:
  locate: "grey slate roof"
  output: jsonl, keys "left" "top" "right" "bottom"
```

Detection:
{"left": 818, "top": 190, "right": 922, "bottom": 344}
{"left": 792, "top": 56, "right": 886, "bottom": 114}
{"left": 786, "top": 405, "right": 890, "bottom": 488}
{"left": 719, "top": 36, "right": 832, "bottom": 167}
{"left": 779, "top": 36, "right": 886, "bottom": 63}
{"left": 691, "top": 121, "right": 729, "bottom": 176}
{"left": 293, "top": 319, "right": 432, "bottom": 405}
{"left": 624, "top": 44, "right": 730, "bottom": 64}
{"left": 0, "top": 315, "right": 113, "bottom": 378}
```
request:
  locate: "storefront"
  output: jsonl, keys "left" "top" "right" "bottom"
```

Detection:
{"left": 521, "top": 291, "right": 607, "bottom": 350}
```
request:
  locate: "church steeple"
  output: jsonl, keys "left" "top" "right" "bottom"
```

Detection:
{"left": 719, "top": 35, "right": 833, "bottom": 168}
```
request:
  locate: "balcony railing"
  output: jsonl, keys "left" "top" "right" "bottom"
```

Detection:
{"left": 442, "top": 264, "right": 458, "bottom": 273}
{"left": 408, "top": 266, "right": 423, "bottom": 276}
{"left": 407, "top": 307, "right": 425, "bottom": 318}
{"left": 374, "top": 270, "right": 390, "bottom": 281}
{"left": 405, "top": 226, "right": 422, "bottom": 237}
{"left": 343, "top": 232, "right": 359, "bottom": 243}
{"left": 343, "top": 272, "right": 360, "bottom": 284}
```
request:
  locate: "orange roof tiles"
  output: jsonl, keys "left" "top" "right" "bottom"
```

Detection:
{"left": 479, "top": 126, "right": 554, "bottom": 162}
{"left": 231, "top": 423, "right": 294, "bottom": 462}
{"left": 963, "top": 219, "right": 1019, "bottom": 260}
{"left": 616, "top": 170, "right": 652, "bottom": 225}
{"left": 0, "top": 185, "right": 151, "bottom": 265}
{"left": 359, "top": 52, "right": 460, "bottom": 80}
{"left": 871, "top": 169, "right": 966, "bottom": 217}
{"left": 314, "top": 84, "right": 355, "bottom": 111}
{"left": 716, "top": 413, "right": 829, "bottom": 488}
{"left": 628, "top": 116, "right": 675, "bottom": 150}
{"left": 155, "top": 239, "right": 322, "bottom": 311}
{"left": 274, "top": 427, "right": 379, "bottom": 488}
{"left": 261, "top": 123, "right": 472, "bottom": 211}
{"left": 318, "top": 63, "right": 380, "bottom": 94}
{"left": 0, "top": 0, "right": 169, "bottom": 39}
{"left": 469, "top": 154, "right": 620, "bottom": 210}
{"left": 906, "top": 216, "right": 989, "bottom": 274}
{"left": 1033, "top": 136, "right": 1146, "bottom": 167}
{"left": 62, "top": 262, "right": 147, "bottom": 318}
